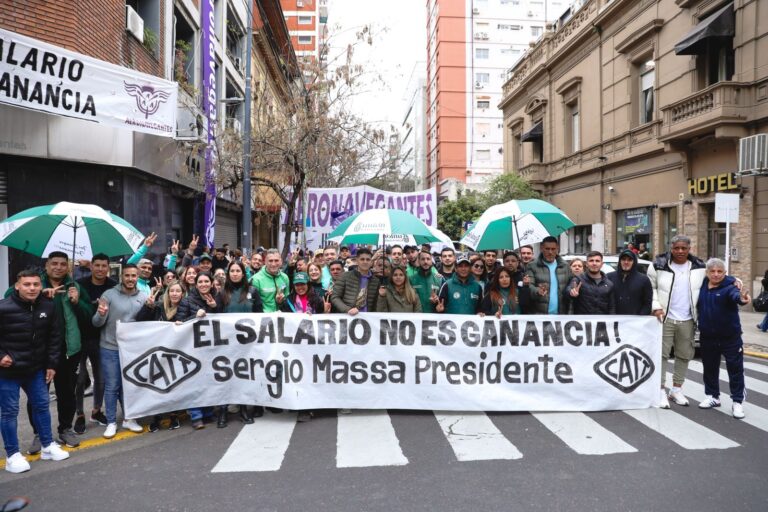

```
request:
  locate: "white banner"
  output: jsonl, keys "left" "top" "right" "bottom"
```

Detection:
{"left": 118, "top": 314, "right": 661, "bottom": 417}
{"left": 280, "top": 186, "right": 438, "bottom": 253}
{"left": 0, "top": 28, "right": 177, "bottom": 137}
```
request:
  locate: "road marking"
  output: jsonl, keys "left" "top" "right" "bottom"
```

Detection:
{"left": 673, "top": 373, "right": 768, "bottom": 433}
{"left": 434, "top": 412, "right": 523, "bottom": 461}
{"left": 336, "top": 410, "right": 408, "bottom": 468}
{"left": 688, "top": 360, "right": 768, "bottom": 396}
{"left": 211, "top": 413, "right": 297, "bottom": 473}
{"left": 532, "top": 412, "right": 637, "bottom": 455}
{"left": 744, "top": 361, "right": 768, "bottom": 375}
{"left": 624, "top": 407, "right": 739, "bottom": 450}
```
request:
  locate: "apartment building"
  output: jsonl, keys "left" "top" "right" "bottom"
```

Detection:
{"left": 281, "top": 0, "right": 329, "bottom": 82}
{"left": 401, "top": 62, "right": 429, "bottom": 190}
{"left": 500, "top": 0, "right": 768, "bottom": 288}
{"left": 426, "top": 0, "right": 566, "bottom": 199}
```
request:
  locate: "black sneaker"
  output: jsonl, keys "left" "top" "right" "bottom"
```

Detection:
{"left": 90, "top": 410, "right": 108, "bottom": 426}
{"left": 168, "top": 415, "right": 181, "bottom": 430}
{"left": 148, "top": 421, "right": 160, "bottom": 433}
{"left": 27, "top": 435, "right": 41, "bottom": 455}
{"left": 74, "top": 414, "right": 86, "bottom": 435}
{"left": 58, "top": 430, "right": 81, "bottom": 448}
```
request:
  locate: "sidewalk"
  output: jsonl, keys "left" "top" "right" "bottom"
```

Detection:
{"left": 739, "top": 310, "right": 768, "bottom": 357}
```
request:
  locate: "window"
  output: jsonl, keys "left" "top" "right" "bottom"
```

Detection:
{"left": 639, "top": 61, "right": 655, "bottom": 124}
{"left": 501, "top": 0, "right": 520, "bottom": 4}
{"left": 476, "top": 123, "right": 490, "bottom": 138}
{"left": 498, "top": 24, "right": 522, "bottom": 30}
{"left": 475, "top": 48, "right": 489, "bottom": 59}
{"left": 699, "top": 40, "right": 734, "bottom": 87}
{"left": 298, "top": 35, "right": 313, "bottom": 44}
{"left": 475, "top": 73, "right": 490, "bottom": 85}
{"left": 298, "top": 15, "right": 313, "bottom": 24}
{"left": 501, "top": 48, "right": 521, "bottom": 56}
{"left": 126, "top": 0, "right": 161, "bottom": 53}
{"left": 531, "top": 26, "right": 543, "bottom": 38}
{"left": 477, "top": 100, "right": 490, "bottom": 109}
{"left": 662, "top": 206, "right": 678, "bottom": 250}
{"left": 475, "top": 149, "right": 491, "bottom": 161}
{"left": 570, "top": 109, "right": 580, "bottom": 153}
{"left": 513, "top": 132, "right": 523, "bottom": 170}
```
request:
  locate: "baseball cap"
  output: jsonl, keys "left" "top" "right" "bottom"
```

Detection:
{"left": 456, "top": 257, "right": 471, "bottom": 266}
{"left": 293, "top": 271, "right": 309, "bottom": 284}
{"left": 199, "top": 253, "right": 212, "bottom": 262}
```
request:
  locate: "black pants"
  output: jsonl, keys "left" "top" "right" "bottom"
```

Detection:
{"left": 700, "top": 336, "right": 745, "bottom": 403}
{"left": 75, "top": 339, "right": 104, "bottom": 414}
{"left": 28, "top": 350, "right": 80, "bottom": 435}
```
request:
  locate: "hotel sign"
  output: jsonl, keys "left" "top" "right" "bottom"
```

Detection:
{"left": 687, "top": 173, "right": 739, "bottom": 196}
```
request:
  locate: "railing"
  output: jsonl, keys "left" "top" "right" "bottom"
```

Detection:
{"left": 662, "top": 81, "right": 745, "bottom": 126}
{"left": 518, "top": 163, "right": 547, "bottom": 183}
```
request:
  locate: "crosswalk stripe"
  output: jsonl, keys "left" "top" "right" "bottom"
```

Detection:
{"left": 744, "top": 361, "right": 768, "bottom": 375}
{"left": 623, "top": 408, "right": 739, "bottom": 450}
{"left": 532, "top": 412, "right": 637, "bottom": 455}
{"left": 211, "top": 412, "right": 298, "bottom": 472}
{"left": 688, "top": 360, "right": 768, "bottom": 396}
{"left": 674, "top": 373, "right": 768, "bottom": 433}
{"left": 434, "top": 412, "right": 523, "bottom": 461}
{"left": 336, "top": 410, "right": 408, "bottom": 468}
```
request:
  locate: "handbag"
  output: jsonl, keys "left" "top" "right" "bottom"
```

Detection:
{"left": 754, "top": 289, "right": 768, "bottom": 313}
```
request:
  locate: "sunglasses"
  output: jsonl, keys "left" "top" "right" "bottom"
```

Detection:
{"left": 472, "top": 264, "right": 484, "bottom": 269}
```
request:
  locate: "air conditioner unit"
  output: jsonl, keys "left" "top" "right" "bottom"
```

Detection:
{"left": 475, "top": 81, "right": 484, "bottom": 88}
{"left": 297, "top": 0, "right": 304, "bottom": 6}
{"left": 472, "top": 7, "right": 480, "bottom": 14}
{"left": 125, "top": 5, "right": 144, "bottom": 43}
{"left": 738, "top": 134, "right": 768, "bottom": 176}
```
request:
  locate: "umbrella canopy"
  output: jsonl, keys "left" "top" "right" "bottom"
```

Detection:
{"left": 460, "top": 199, "right": 574, "bottom": 251}
{"left": 327, "top": 209, "right": 440, "bottom": 246}
{"left": 383, "top": 225, "right": 454, "bottom": 253}
{"left": 0, "top": 202, "right": 145, "bottom": 260}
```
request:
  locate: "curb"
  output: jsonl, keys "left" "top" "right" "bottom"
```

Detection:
{"left": 0, "top": 427, "right": 146, "bottom": 470}
{"left": 744, "top": 350, "right": 768, "bottom": 360}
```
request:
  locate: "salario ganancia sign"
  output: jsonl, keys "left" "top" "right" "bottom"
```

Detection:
{"left": 0, "top": 28, "right": 177, "bottom": 137}
{"left": 118, "top": 313, "right": 661, "bottom": 416}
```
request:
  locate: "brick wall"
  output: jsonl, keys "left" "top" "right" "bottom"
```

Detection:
{"left": 1, "top": 0, "right": 165, "bottom": 79}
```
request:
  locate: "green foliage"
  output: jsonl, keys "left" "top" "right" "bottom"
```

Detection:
{"left": 437, "top": 192, "right": 485, "bottom": 241}
{"left": 437, "top": 173, "right": 540, "bottom": 240}
{"left": 142, "top": 28, "right": 158, "bottom": 55}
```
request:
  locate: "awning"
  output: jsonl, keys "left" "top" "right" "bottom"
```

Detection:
{"left": 674, "top": 2, "right": 734, "bottom": 55}
{"left": 521, "top": 121, "right": 543, "bottom": 142}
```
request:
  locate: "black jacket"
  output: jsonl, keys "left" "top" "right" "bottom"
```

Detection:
{"left": 176, "top": 288, "right": 224, "bottom": 321}
{"left": 567, "top": 272, "right": 616, "bottom": 315}
{"left": 280, "top": 291, "right": 325, "bottom": 314}
{"left": 607, "top": 250, "right": 653, "bottom": 315}
{"left": 136, "top": 303, "right": 179, "bottom": 322}
{"left": 0, "top": 292, "right": 62, "bottom": 378}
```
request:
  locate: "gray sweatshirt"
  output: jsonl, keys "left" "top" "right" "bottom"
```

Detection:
{"left": 92, "top": 285, "right": 147, "bottom": 350}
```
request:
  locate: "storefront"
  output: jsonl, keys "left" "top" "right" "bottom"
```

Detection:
{"left": 615, "top": 207, "right": 652, "bottom": 254}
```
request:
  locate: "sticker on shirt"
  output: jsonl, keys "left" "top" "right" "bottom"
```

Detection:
{"left": 453, "top": 292, "right": 461, "bottom": 299}
{"left": 471, "top": 293, "right": 479, "bottom": 299}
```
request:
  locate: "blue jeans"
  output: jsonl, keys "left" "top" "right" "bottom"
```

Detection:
{"left": 759, "top": 312, "right": 768, "bottom": 332}
{"left": 100, "top": 348, "right": 124, "bottom": 424}
{"left": 188, "top": 407, "right": 213, "bottom": 421}
{"left": 0, "top": 370, "right": 54, "bottom": 457}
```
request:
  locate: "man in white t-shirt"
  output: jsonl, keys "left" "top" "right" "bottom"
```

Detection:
{"left": 646, "top": 236, "right": 707, "bottom": 409}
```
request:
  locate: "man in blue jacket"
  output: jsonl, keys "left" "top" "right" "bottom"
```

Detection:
{"left": 696, "top": 258, "right": 751, "bottom": 419}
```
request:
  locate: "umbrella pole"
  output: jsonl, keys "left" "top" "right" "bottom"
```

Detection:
{"left": 512, "top": 216, "right": 522, "bottom": 250}
{"left": 72, "top": 216, "right": 78, "bottom": 265}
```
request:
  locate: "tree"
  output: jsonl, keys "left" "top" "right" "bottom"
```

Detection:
{"left": 436, "top": 173, "right": 541, "bottom": 241}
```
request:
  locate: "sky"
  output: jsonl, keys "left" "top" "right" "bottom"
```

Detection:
{"left": 327, "top": 0, "right": 426, "bottom": 129}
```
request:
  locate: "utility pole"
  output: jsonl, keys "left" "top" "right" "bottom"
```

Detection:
{"left": 241, "top": 9, "right": 253, "bottom": 254}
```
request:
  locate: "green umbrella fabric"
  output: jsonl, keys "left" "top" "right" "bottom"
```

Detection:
{"left": 327, "top": 209, "right": 440, "bottom": 246}
{"left": 0, "top": 201, "right": 145, "bottom": 260}
{"left": 460, "top": 199, "right": 575, "bottom": 251}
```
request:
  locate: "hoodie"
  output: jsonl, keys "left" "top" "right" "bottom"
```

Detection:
{"left": 607, "top": 249, "right": 653, "bottom": 315}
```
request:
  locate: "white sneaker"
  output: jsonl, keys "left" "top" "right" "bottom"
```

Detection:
{"left": 4, "top": 452, "right": 31, "bottom": 473}
{"left": 668, "top": 388, "right": 689, "bottom": 406}
{"left": 41, "top": 442, "right": 70, "bottom": 461}
{"left": 103, "top": 423, "right": 117, "bottom": 439}
{"left": 698, "top": 396, "right": 721, "bottom": 409}
{"left": 658, "top": 389, "right": 670, "bottom": 409}
{"left": 732, "top": 402, "right": 745, "bottom": 419}
{"left": 122, "top": 419, "right": 144, "bottom": 433}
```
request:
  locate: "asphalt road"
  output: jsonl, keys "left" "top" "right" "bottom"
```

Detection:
{"left": 2, "top": 356, "right": 768, "bottom": 512}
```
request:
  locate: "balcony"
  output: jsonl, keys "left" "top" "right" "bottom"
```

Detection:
{"left": 518, "top": 163, "right": 547, "bottom": 185}
{"left": 660, "top": 81, "right": 750, "bottom": 142}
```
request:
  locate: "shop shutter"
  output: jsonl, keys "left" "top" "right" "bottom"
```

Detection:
{"left": 216, "top": 210, "right": 239, "bottom": 249}
{"left": 0, "top": 170, "right": 7, "bottom": 203}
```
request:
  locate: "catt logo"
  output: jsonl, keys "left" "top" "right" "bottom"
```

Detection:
{"left": 122, "top": 347, "right": 201, "bottom": 393}
{"left": 593, "top": 344, "right": 654, "bottom": 393}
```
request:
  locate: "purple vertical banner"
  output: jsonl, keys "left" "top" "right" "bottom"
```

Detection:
{"left": 201, "top": 0, "right": 217, "bottom": 248}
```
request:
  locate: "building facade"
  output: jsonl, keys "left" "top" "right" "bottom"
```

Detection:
{"left": 500, "top": 0, "right": 768, "bottom": 289}
{"left": 0, "top": 0, "right": 300, "bottom": 287}
{"left": 280, "top": 0, "right": 328, "bottom": 82}
{"left": 401, "top": 62, "right": 429, "bottom": 190}
{"left": 426, "top": 0, "right": 566, "bottom": 199}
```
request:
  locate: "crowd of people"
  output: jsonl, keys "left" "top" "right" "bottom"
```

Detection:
{"left": 0, "top": 232, "right": 752, "bottom": 474}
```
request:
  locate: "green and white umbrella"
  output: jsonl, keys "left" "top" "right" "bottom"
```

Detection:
{"left": 460, "top": 199, "right": 575, "bottom": 251}
{"left": 0, "top": 201, "right": 145, "bottom": 260}
{"left": 327, "top": 208, "right": 440, "bottom": 246}
{"left": 384, "top": 225, "right": 454, "bottom": 252}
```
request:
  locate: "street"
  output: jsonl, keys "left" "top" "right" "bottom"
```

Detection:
{"left": 1, "top": 354, "right": 767, "bottom": 512}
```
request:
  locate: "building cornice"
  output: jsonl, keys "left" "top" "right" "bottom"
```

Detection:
{"left": 615, "top": 19, "right": 664, "bottom": 54}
